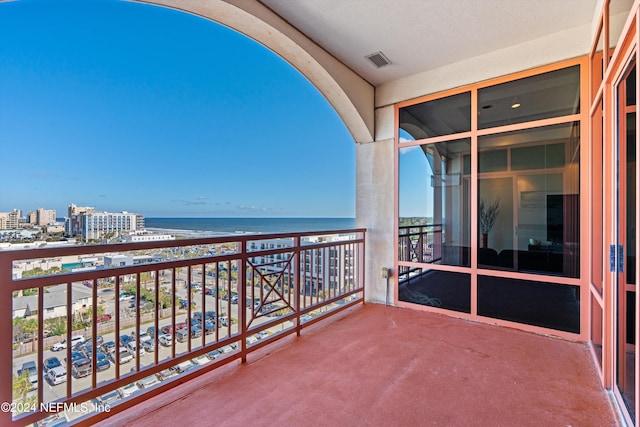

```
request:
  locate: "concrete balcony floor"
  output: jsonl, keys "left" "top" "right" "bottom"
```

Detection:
{"left": 97, "top": 304, "right": 617, "bottom": 427}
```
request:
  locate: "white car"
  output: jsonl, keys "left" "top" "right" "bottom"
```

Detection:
{"left": 110, "top": 348, "right": 133, "bottom": 364}
{"left": 191, "top": 355, "right": 209, "bottom": 366}
{"left": 137, "top": 375, "right": 159, "bottom": 389}
{"left": 118, "top": 383, "right": 140, "bottom": 398}
{"left": 126, "top": 341, "right": 145, "bottom": 356}
{"left": 46, "top": 366, "right": 67, "bottom": 386}
{"left": 51, "top": 335, "right": 84, "bottom": 352}
{"left": 158, "top": 334, "right": 173, "bottom": 347}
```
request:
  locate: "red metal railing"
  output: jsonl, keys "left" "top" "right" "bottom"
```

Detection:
{"left": 0, "top": 229, "right": 365, "bottom": 426}
{"left": 398, "top": 224, "right": 443, "bottom": 264}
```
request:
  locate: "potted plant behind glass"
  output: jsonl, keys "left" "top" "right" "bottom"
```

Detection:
{"left": 479, "top": 196, "right": 501, "bottom": 248}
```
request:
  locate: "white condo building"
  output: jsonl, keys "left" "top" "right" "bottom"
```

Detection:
{"left": 69, "top": 210, "right": 145, "bottom": 240}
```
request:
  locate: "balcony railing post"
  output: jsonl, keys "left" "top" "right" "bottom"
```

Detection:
{"left": 294, "top": 236, "right": 301, "bottom": 336}
{"left": 239, "top": 240, "right": 247, "bottom": 363}
{"left": 0, "top": 254, "right": 12, "bottom": 426}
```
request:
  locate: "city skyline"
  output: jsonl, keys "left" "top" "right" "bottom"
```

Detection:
{"left": 0, "top": 0, "right": 356, "bottom": 218}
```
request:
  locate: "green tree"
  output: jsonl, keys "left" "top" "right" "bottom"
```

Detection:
{"left": 13, "top": 371, "right": 36, "bottom": 410}
{"left": 13, "top": 317, "right": 38, "bottom": 351}
{"left": 45, "top": 317, "right": 66, "bottom": 337}
{"left": 85, "top": 305, "right": 106, "bottom": 321}
{"left": 21, "top": 268, "right": 44, "bottom": 278}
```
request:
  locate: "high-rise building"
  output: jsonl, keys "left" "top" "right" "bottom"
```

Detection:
{"left": 69, "top": 210, "right": 144, "bottom": 240}
{"left": 35, "top": 208, "right": 56, "bottom": 226}
{"left": 0, "top": 209, "right": 21, "bottom": 230}
{"left": 68, "top": 204, "right": 94, "bottom": 217}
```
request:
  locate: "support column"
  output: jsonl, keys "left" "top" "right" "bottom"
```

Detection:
{"left": 356, "top": 105, "right": 395, "bottom": 304}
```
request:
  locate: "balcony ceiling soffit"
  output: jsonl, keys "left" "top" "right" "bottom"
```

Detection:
{"left": 260, "top": 0, "right": 598, "bottom": 86}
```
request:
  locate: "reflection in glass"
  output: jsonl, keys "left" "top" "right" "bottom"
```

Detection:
{"left": 477, "top": 122, "right": 580, "bottom": 278}
{"left": 398, "top": 139, "right": 471, "bottom": 268}
{"left": 398, "top": 269, "right": 470, "bottom": 313}
{"left": 478, "top": 66, "right": 580, "bottom": 129}
{"left": 477, "top": 276, "right": 580, "bottom": 333}
{"left": 399, "top": 92, "right": 471, "bottom": 140}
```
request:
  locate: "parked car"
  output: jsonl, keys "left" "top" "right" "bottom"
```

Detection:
{"left": 141, "top": 339, "right": 155, "bottom": 352}
{"left": 117, "top": 382, "right": 140, "bottom": 398}
{"left": 136, "top": 375, "right": 159, "bottom": 390}
{"left": 175, "top": 321, "right": 187, "bottom": 331}
{"left": 18, "top": 361, "right": 36, "bottom": 377}
{"left": 156, "top": 367, "right": 177, "bottom": 381}
{"left": 102, "top": 340, "right": 116, "bottom": 354}
{"left": 126, "top": 341, "right": 145, "bottom": 356}
{"left": 179, "top": 298, "right": 195, "bottom": 309}
{"left": 43, "top": 357, "right": 62, "bottom": 373}
{"left": 203, "top": 321, "right": 215, "bottom": 335}
{"left": 46, "top": 366, "right": 67, "bottom": 385}
{"left": 160, "top": 325, "right": 173, "bottom": 335}
{"left": 175, "top": 329, "right": 189, "bottom": 343}
{"left": 139, "top": 331, "right": 152, "bottom": 344}
{"left": 218, "top": 316, "right": 233, "bottom": 327}
{"left": 96, "top": 352, "right": 111, "bottom": 372}
{"left": 72, "top": 358, "right": 92, "bottom": 378}
{"left": 51, "top": 335, "right": 84, "bottom": 351}
{"left": 96, "top": 390, "right": 120, "bottom": 406}
{"left": 191, "top": 355, "right": 209, "bottom": 366}
{"left": 159, "top": 334, "right": 173, "bottom": 347}
{"left": 190, "top": 325, "right": 202, "bottom": 339}
{"left": 206, "top": 349, "right": 221, "bottom": 360}
{"left": 119, "top": 335, "right": 133, "bottom": 347}
{"left": 109, "top": 348, "right": 133, "bottom": 364}
{"left": 18, "top": 362, "right": 38, "bottom": 391}
{"left": 66, "top": 351, "right": 85, "bottom": 364}
{"left": 147, "top": 326, "right": 158, "bottom": 338}
{"left": 96, "top": 314, "right": 112, "bottom": 323}
{"left": 174, "top": 360, "right": 194, "bottom": 373}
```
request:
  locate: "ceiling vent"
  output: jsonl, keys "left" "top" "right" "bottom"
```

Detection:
{"left": 365, "top": 51, "right": 391, "bottom": 68}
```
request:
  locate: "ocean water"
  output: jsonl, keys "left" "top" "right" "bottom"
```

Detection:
{"left": 145, "top": 217, "right": 355, "bottom": 237}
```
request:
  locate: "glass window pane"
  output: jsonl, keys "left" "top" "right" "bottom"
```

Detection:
{"left": 399, "top": 92, "right": 471, "bottom": 139}
{"left": 478, "top": 66, "right": 580, "bottom": 129}
{"left": 398, "top": 269, "right": 470, "bottom": 313}
{"left": 478, "top": 149, "right": 507, "bottom": 172}
{"left": 399, "top": 139, "right": 471, "bottom": 267}
{"left": 478, "top": 122, "right": 580, "bottom": 278}
{"left": 477, "top": 275, "right": 580, "bottom": 333}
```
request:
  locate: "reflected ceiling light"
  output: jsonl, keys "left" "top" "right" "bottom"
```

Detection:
{"left": 511, "top": 103, "right": 521, "bottom": 109}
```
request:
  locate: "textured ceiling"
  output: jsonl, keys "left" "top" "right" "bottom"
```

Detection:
{"left": 261, "top": 0, "right": 600, "bottom": 86}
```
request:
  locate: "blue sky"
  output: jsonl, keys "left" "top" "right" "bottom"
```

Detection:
{"left": 0, "top": 0, "right": 355, "bottom": 218}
